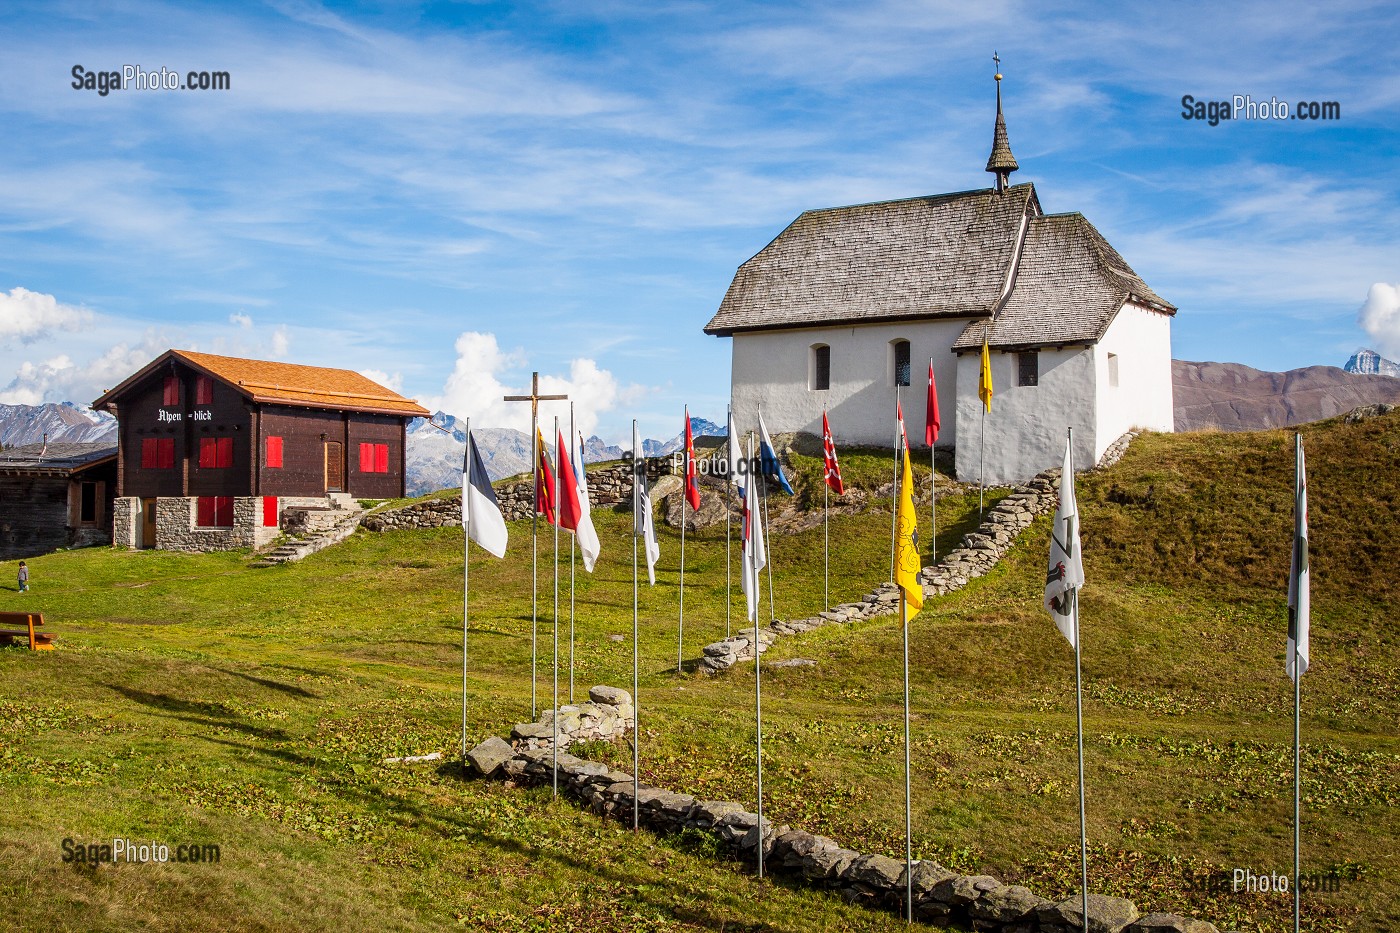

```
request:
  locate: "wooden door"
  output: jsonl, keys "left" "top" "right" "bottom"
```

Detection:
{"left": 324, "top": 442, "right": 344, "bottom": 492}
{"left": 140, "top": 498, "right": 157, "bottom": 548}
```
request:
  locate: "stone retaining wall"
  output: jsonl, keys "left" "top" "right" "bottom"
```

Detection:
{"left": 699, "top": 433, "right": 1139, "bottom": 674}
{"left": 363, "top": 459, "right": 672, "bottom": 531}
{"left": 466, "top": 707, "right": 1218, "bottom": 933}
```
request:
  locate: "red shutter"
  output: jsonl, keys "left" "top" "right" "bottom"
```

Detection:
{"left": 265, "top": 436, "right": 283, "bottom": 468}
{"left": 197, "top": 496, "right": 214, "bottom": 526}
{"left": 163, "top": 375, "right": 179, "bottom": 406}
{"left": 359, "top": 443, "right": 373, "bottom": 473}
{"left": 262, "top": 496, "right": 278, "bottom": 527}
{"left": 199, "top": 438, "right": 216, "bottom": 468}
{"left": 216, "top": 496, "right": 233, "bottom": 526}
{"left": 217, "top": 437, "right": 233, "bottom": 468}
{"left": 195, "top": 376, "right": 213, "bottom": 405}
{"left": 159, "top": 438, "right": 175, "bottom": 469}
{"left": 375, "top": 443, "right": 388, "bottom": 474}
{"left": 142, "top": 438, "right": 159, "bottom": 468}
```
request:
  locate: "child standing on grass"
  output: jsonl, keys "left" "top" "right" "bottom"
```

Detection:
{"left": 17, "top": 561, "right": 28, "bottom": 593}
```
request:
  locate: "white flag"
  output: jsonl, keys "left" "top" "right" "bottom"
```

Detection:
{"left": 1287, "top": 434, "right": 1310, "bottom": 681}
{"left": 741, "top": 449, "right": 767, "bottom": 623}
{"left": 463, "top": 431, "right": 507, "bottom": 558}
{"left": 1044, "top": 437, "right": 1083, "bottom": 647}
{"left": 633, "top": 422, "right": 660, "bottom": 585}
{"left": 571, "top": 430, "right": 600, "bottom": 573}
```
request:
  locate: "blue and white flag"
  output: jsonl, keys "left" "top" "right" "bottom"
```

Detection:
{"left": 757, "top": 411, "right": 793, "bottom": 495}
{"left": 727, "top": 408, "right": 744, "bottom": 498}
{"left": 633, "top": 421, "right": 660, "bottom": 585}
{"left": 463, "top": 431, "right": 507, "bottom": 558}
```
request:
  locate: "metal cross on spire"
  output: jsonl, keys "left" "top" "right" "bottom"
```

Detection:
{"left": 992, "top": 50, "right": 1000, "bottom": 74}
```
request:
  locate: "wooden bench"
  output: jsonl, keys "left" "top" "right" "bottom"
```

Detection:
{"left": 0, "top": 611, "right": 54, "bottom": 651}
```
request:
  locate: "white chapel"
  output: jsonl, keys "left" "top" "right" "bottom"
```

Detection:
{"left": 704, "top": 72, "right": 1176, "bottom": 484}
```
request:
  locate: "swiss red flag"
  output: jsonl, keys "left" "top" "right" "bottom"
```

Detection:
{"left": 925, "top": 360, "right": 941, "bottom": 445}
{"left": 822, "top": 411, "right": 845, "bottom": 495}
{"left": 897, "top": 400, "right": 909, "bottom": 451}
{"left": 683, "top": 409, "right": 702, "bottom": 511}
{"left": 556, "top": 428, "right": 583, "bottom": 532}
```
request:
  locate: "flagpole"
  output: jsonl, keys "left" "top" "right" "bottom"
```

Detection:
{"left": 902, "top": 583, "right": 913, "bottom": 924}
{"left": 751, "top": 435, "right": 765, "bottom": 881}
{"left": 1293, "top": 432, "right": 1303, "bottom": 933}
{"left": 978, "top": 404, "right": 986, "bottom": 515}
{"left": 929, "top": 358, "right": 937, "bottom": 564}
{"left": 632, "top": 420, "right": 641, "bottom": 833}
{"left": 890, "top": 386, "right": 899, "bottom": 582}
{"left": 461, "top": 418, "right": 471, "bottom": 775}
{"left": 726, "top": 404, "right": 733, "bottom": 640}
{"left": 532, "top": 412, "right": 539, "bottom": 718}
{"left": 825, "top": 451, "right": 830, "bottom": 612}
{"left": 679, "top": 409, "right": 689, "bottom": 674}
{"left": 569, "top": 406, "right": 576, "bottom": 703}
{"left": 1068, "top": 426, "right": 1088, "bottom": 933}
{"left": 552, "top": 417, "right": 560, "bottom": 798}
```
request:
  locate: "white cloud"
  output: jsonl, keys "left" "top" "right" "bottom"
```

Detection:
{"left": 361, "top": 368, "right": 403, "bottom": 392}
{"left": 422, "top": 330, "right": 646, "bottom": 439}
{"left": 230, "top": 312, "right": 254, "bottom": 328}
{"left": 0, "top": 355, "right": 76, "bottom": 405}
{"left": 1358, "top": 283, "right": 1400, "bottom": 359}
{"left": 0, "top": 287, "right": 92, "bottom": 346}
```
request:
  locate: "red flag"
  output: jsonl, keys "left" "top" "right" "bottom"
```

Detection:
{"left": 556, "top": 428, "right": 583, "bottom": 532}
{"left": 896, "top": 400, "right": 909, "bottom": 451}
{"left": 535, "top": 427, "right": 557, "bottom": 525}
{"left": 683, "top": 409, "right": 702, "bottom": 511}
{"left": 822, "top": 411, "right": 845, "bottom": 495}
{"left": 925, "top": 360, "right": 941, "bottom": 445}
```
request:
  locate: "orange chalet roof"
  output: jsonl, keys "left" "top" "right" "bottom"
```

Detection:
{"left": 94, "top": 349, "right": 429, "bottom": 418}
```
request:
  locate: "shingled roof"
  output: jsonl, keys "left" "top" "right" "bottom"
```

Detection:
{"left": 950, "top": 213, "right": 1176, "bottom": 352}
{"left": 703, "top": 183, "right": 1042, "bottom": 336}
{"left": 93, "top": 350, "right": 429, "bottom": 418}
{"left": 0, "top": 442, "right": 116, "bottom": 475}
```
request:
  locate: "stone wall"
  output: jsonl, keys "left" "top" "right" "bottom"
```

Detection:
{"left": 363, "top": 459, "right": 672, "bottom": 532}
{"left": 699, "top": 433, "right": 1139, "bottom": 674}
{"left": 153, "top": 497, "right": 280, "bottom": 553}
{"left": 467, "top": 696, "right": 1219, "bottom": 933}
{"left": 505, "top": 685, "right": 635, "bottom": 753}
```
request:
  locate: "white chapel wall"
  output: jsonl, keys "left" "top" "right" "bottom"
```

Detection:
{"left": 953, "top": 346, "right": 1099, "bottom": 485}
{"left": 1093, "top": 302, "right": 1175, "bottom": 451}
{"left": 729, "top": 320, "right": 965, "bottom": 447}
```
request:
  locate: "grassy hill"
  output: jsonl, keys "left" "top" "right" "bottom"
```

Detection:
{"left": 1, "top": 414, "right": 1397, "bottom": 932}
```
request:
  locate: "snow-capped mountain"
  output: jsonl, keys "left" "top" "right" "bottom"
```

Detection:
{"left": 1344, "top": 348, "right": 1400, "bottom": 377}
{"left": 642, "top": 417, "right": 725, "bottom": 457}
{"left": 0, "top": 402, "right": 117, "bottom": 448}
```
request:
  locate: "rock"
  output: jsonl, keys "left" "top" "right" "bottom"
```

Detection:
{"left": 931, "top": 874, "right": 1001, "bottom": 907}
{"left": 690, "top": 800, "right": 746, "bottom": 828}
{"left": 511, "top": 722, "right": 553, "bottom": 740}
{"left": 589, "top": 685, "right": 632, "bottom": 706}
{"left": 769, "top": 658, "right": 816, "bottom": 668}
{"left": 1124, "top": 914, "right": 1221, "bottom": 933}
{"left": 845, "top": 853, "right": 905, "bottom": 890}
{"left": 465, "top": 737, "right": 516, "bottom": 777}
{"left": 1038, "top": 893, "right": 1141, "bottom": 933}
{"left": 901, "top": 860, "right": 957, "bottom": 900}
{"left": 967, "top": 884, "right": 1050, "bottom": 924}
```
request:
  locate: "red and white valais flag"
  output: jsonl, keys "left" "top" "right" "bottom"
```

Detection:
{"left": 821, "top": 411, "right": 844, "bottom": 495}
{"left": 1044, "top": 438, "right": 1084, "bottom": 647}
{"left": 1287, "top": 434, "right": 1310, "bottom": 681}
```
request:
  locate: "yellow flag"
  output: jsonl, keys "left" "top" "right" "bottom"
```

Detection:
{"left": 978, "top": 335, "right": 993, "bottom": 413}
{"left": 894, "top": 447, "right": 923, "bottom": 622}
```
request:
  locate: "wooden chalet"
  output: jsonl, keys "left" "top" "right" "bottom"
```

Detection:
{"left": 92, "top": 350, "right": 428, "bottom": 551}
{"left": 0, "top": 442, "right": 117, "bottom": 559}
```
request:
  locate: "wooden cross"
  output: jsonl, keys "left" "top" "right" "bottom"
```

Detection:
{"left": 503, "top": 372, "right": 569, "bottom": 427}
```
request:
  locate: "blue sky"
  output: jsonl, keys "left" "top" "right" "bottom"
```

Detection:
{"left": 1, "top": 1, "right": 1397, "bottom": 443}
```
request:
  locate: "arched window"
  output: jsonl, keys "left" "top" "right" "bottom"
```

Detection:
{"left": 810, "top": 344, "right": 831, "bottom": 391}
{"left": 891, "top": 339, "right": 911, "bottom": 387}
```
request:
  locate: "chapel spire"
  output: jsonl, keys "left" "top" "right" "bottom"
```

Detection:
{"left": 985, "top": 52, "right": 1019, "bottom": 193}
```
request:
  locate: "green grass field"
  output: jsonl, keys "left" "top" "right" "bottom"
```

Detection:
{"left": 1, "top": 416, "right": 1397, "bottom": 932}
